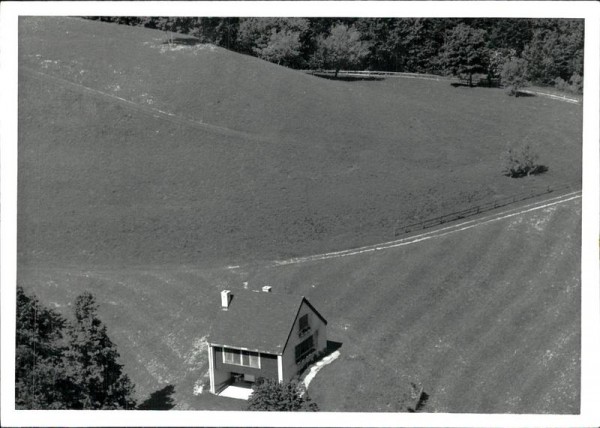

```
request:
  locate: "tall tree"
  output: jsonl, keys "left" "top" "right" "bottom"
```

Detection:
{"left": 312, "top": 24, "right": 371, "bottom": 78}
{"left": 63, "top": 292, "right": 137, "bottom": 409}
{"left": 254, "top": 28, "right": 303, "bottom": 66}
{"left": 439, "top": 23, "right": 489, "bottom": 86}
{"left": 501, "top": 57, "right": 529, "bottom": 96}
{"left": 15, "top": 287, "right": 69, "bottom": 409}
{"left": 238, "top": 18, "right": 310, "bottom": 67}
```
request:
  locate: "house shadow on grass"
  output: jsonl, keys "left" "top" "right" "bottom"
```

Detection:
{"left": 325, "top": 340, "right": 343, "bottom": 355}
{"left": 137, "top": 384, "right": 176, "bottom": 410}
{"left": 162, "top": 37, "right": 202, "bottom": 46}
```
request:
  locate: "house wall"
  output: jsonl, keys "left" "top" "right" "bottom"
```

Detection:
{"left": 281, "top": 301, "right": 327, "bottom": 382}
{"left": 213, "top": 346, "right": 279, "bottom": 381}
{"left": 211, "top": 346, "right": 231, "bottom": 393}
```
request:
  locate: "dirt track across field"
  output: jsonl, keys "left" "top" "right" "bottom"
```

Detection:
{"left": 265, "top": 190, "right": 581, "bottom": 267}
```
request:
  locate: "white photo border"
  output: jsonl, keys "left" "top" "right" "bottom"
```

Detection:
{"left": 1, "top": 1, "right": 599, "bottom": 426}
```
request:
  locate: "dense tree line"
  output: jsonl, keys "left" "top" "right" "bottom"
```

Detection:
{"left": 86, "top": 17, "right": 583, "bottom": 91}
{"left": 16, "top": 287, "right": 136, "bottom": 409}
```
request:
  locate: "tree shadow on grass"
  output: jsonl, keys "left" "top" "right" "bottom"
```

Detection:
{"left": 137, "top": 384, "right": 176, "bottom": 410}
{"left": 450, "top": 82, "right": 473, "bottom": 88}
{"left": 505, "top": 165, "right": 549, "bottom": 178}
{"left": 514, "top": 91, "right": 536, "bottom": 97}
{"left": 161, "top": 37, "right": 202, "bottom": 46}
{"left": 313, "top": 74, "right": 384, "bottom": 82}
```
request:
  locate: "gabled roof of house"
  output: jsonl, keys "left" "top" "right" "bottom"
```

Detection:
{"left": 208, "top": 289, "right": 327, "bottom": 355}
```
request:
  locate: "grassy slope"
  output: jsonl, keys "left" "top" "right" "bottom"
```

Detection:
{"left": 19, "top": 197, "right": 581, "bottom": 412}
{"left": 19, "top": 17, "right": 582, "bottom": 267}
{"left": 17, "top": 17, "right": 581, "bottom": 412}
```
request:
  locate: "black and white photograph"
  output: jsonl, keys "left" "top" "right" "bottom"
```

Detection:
{"left": 1, "top": 1, "right": 599, "bottom": 426}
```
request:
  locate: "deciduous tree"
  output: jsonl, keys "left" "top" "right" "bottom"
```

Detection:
{"left": 501, "top": 57, "right": 529, "bottom": 96}
{"left": 522, "top": 20, "right": 584, "bottom": 85}
{"left": 313, "top": 24, "right": 371, "bottom": 78}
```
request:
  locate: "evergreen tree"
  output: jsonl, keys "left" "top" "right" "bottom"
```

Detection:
{"left": 15, "top": 287, "right": 69, "bottom": 409}
{"left": 16, "top": 288, "right": 138, "bottom": 409}
{"left": 63, "top": 292, "right": 136, "bottom": 409}
{"left": 439, "top": 23, "right": 489, "bottom": 86}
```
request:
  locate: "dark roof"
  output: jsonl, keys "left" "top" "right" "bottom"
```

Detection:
{"left": 208, "top": 289, "right": 326, "bottom": 355}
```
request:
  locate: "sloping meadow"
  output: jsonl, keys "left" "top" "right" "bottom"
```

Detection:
{"left": 16, "top": 16, "right": 582, "bottom": 412}
{"left": 18, "top": 16, "right": 582, "bottom": 267}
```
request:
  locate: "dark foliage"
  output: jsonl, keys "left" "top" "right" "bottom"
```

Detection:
{"left": 247, "top": 378, "right": 319, "bottom": 411}
{"left": 63, "top": 292, "right": 137, "bottom": 409}
{"left": 501, "top": 57, "right": 529, "bottom": 96}
{"left": 15, "top": 287, "right": 69, "bottom": 409}
{"left": 439, "top": 24, "right": 489, "bottom": 86}
{"left": 312, "top": 24, "right": 371, "bottom": 77}
{"left": 15, "top": 287, "right": 137, "bottom": 409}
{"left": 83, "top": 17, "right": 584, "bottom": 89}
{"left": 503, "top": 142, "right": 548, "bottom": 178}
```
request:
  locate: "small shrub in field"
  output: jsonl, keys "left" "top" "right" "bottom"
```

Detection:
{"left": 503, "top": 142, "right": 547, "bottom": 178}
{"left": 501, "top": 57, "right": 528, "bottom": 96}
{"left": 399, "top": 382, "right": 429, "bottom": 412}
{"left": 247, "top": 378, "right": 318, "bottom": 411}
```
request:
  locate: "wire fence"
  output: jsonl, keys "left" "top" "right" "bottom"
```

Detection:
{"left": 394, "top": 181, "right": 581, "bottom": 237}
{"left": 305, "top": 69, "right": 449, "bottom": 81}
{"left": 306, "top": 70, "right": 581, "bottom": 103}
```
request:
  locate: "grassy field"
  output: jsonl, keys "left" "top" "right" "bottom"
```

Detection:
{"left": 19, "top": 17, "right": 582, "bottom": 268}
{"left": 19, "top": 196, "right": 581, "bottom": 412}
{"left": 16, "top": 17, "right": 581, "bottom": 412}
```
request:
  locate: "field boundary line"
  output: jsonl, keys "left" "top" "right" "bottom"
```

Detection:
{"left": 270, "top": 191, "right": 581, "bottom": 267}
{"left": 21, "top": 66, "right": 273, "bottom": 144}
{"left": 306, "top": 70, "right": 581, "bottom": 103}
{"left": 519, "top": 89, "right": 580, "bottom": 104}
{"left": 395, "top": 182, "right": 579, "bottom": 235}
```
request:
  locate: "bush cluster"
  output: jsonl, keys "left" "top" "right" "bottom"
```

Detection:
{"left": 247, "top": 378, "right": 319, "bottom": 411}
{"left": 502, "top": 142, "right": 547, "bottom": 178}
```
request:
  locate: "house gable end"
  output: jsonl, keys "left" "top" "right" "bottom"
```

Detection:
{"left": 281, "top": 297, "right": 327, "bottom": 355}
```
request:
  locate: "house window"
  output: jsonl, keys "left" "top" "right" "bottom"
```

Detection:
{"left": 222, "top": 347, "right": 260, "bottom": 369}
{"left": 298, "top": 314, "right": 310, "bottom": 337}
{"left": 295, "top": 334, "right": 315, "bottom": 363}
{"left": 223, "top": 347, "right": 242, "bottom": 365}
